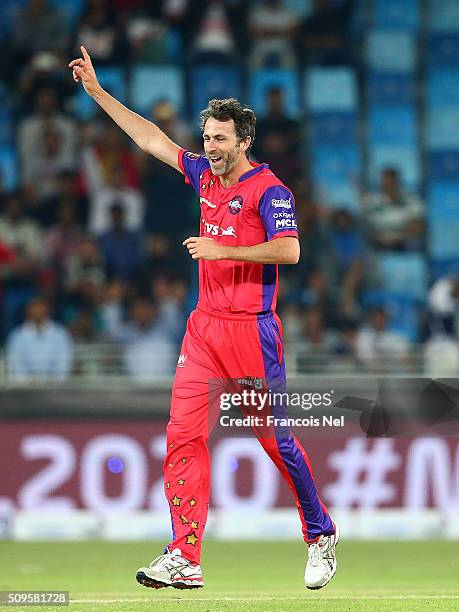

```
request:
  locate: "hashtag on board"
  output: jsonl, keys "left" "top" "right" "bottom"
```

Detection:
{"left": 324, "top": 438, "right": 402, "bottom": 508}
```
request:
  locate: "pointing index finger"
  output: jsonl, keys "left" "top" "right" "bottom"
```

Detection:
{"left": 80, "top": 45, "right": 92, "bottom": 64}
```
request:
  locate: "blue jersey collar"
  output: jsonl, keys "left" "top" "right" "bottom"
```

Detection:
{"left": 239, "top": 163, "right": 269, "bottom": 182}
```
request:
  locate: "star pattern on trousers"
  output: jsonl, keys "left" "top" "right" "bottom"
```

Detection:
{"left": 181, "top": 457, "right": 187, "bottom": 464}
{"left": 168, "top": 462, "right": 173, "bottom": 468}
{"left": 172, "top": 495, "right": 182, "bottom": 507}
{"left": 186, "top": 531, "right": 198, "bottom": 546}
{"left": 169, "top": 443, "right": 174, "bottom": 448}
{"left": 189, "top": 498, "right": 197, "bottom": 507}
{"left": 180, "top": 514, "right": 189, "bottom": 524}
{"left": 166, "top": 482, "right": 171, "bottom": 489}
{"left": 178, "top": 479, "right": 185, "bottom": 485}
{"left": 191, "top": 521, "right": 199, "bottom": 529}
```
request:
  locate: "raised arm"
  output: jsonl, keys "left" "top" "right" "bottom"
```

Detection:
{"left": 69, "top": 46, "right": 181, "bottom": 171}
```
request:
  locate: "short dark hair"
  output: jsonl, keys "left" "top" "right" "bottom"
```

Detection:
{"left": 199, "top": 98, "right": 256, "bottom": 156}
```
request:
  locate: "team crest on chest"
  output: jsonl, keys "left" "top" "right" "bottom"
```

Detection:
{"left": 229, "top": 195, "right": 243, "bottom": 215}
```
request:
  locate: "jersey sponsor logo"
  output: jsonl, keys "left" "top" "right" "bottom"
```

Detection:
{"left": 200, "top": 196, "right": 216, "bottom": 208}
{"left": 275, "top": 218, "right": 297, "bottom": 229}
{"left": 185, "top": 152, "right": 199, "bottom": 159}
{"left": 272, "top": 197, "right": 291, "bottom": 209}
{"left": 202, "top": 219, "right": 237, "bottom": 238}
{"left": 177, "top": 354, "right": 187, "bottom": 367}
{"left": 273, "top": 211, "right": 295, "bottom": 219}
{"left": 228, "top": 195, "right": 243, "bottom": 215}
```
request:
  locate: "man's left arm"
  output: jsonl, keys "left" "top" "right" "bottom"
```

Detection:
{"left": 183, "top": 235, "right": 299, "bottom": 264}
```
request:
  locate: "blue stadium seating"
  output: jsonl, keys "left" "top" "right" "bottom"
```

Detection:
{"left": 0, "top": 108, "right": 12, "bottom": 146}
{"left": 368, "top": 106, "right": 417, "bottom": 146}
{"left": 372, "top": 0, "right": 419, "bottom": 31}
{"left": 428, "top": 182, "right": 459, "bottom": 260}
{"left": 427, "top": 70, "right": 459, "bottom": 108}
{"left": 190, "top": 66, "right": 241, "bottom": 119}
{"left": 428, "top": 0, "right": 459, "bottom": 32}
{"left": 284, "top": 0, "right": 312, "bottom": 17}
{"left": 368, "top": 145, "right": 420, "bottom": 190}
{"left": 319, "top": 182, "right": 359, "bottom": 211}
{"left": 376, "top": 253, "right": 428, "bottom": 302}
{"left": 311, "top": 145, "right": 361, "bottom": 186}
{"left": 52, "top": 0, "right": 83, "bottom": 26}
{"left": 0, "top": 0, "right": 25, "bottom": 40}
{"left": 428, "top": 151, "right": 459, "bottom": 182}
{"left": 0, "top": 147, "right": 17, "bottom": 191}
{"left": 364, "top": 290, "right": 421, "bottom": 341}
{"left": 249, "top": 69, "right": 300, "bottom": 116}
{"left": 367, "top": 73, "right": 414, "bottom": 105}
{"left": 426, "top": 107, "right": 459, "bottom": 150}
{"left": 304, "top": 67, "right": 357, "bottom": 112}
{"left": 74, "top": 67, "right": 126, "bottom": 119}
{"left": 365, "top": 30, "right": 416, "bottom": 72}
{"left": 130, "top": 65, "right": 184, "bottom": 115}
{"left": 309, "top": 112, "right": 358, "bottom": 146}
{"left": 427, "top": 35, "right": 459, "bottom": 67}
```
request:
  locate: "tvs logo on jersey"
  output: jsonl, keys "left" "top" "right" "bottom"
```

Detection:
{"left": 271, "top": 198, "right": 291, "bottom": 209}
{"left": 228, "top": 195, "right": 243, "bottom": 215}
{"left": 201, "top": 219, "right": 237, "bottom": 238}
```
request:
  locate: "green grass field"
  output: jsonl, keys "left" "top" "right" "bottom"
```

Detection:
{"left": 0, "top": 541, "right": 458, "bottom": 611}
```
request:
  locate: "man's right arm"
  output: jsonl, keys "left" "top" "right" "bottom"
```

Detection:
{"left": 69, "top": 46, "right": 181, "bottom": 172}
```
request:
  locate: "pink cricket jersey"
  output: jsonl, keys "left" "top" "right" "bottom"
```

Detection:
{"left": 178, "top": 149, "right": 299, "bottom": 315}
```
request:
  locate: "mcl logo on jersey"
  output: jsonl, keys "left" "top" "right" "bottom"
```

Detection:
{"left": 275, "top": 218, "right": 297, "bottom": 229}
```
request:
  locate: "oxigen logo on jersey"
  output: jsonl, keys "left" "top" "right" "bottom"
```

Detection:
{"left": 201, "top": 219, "right": 237, "bottom": 238}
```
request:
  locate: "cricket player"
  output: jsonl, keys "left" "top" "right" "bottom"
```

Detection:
{"left": 69, "top": 46, "right": 338, "bottom": 591}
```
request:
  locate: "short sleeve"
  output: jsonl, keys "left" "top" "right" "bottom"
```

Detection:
{"left": 258, "top": 185, "right": 299, "bottom": 241}
{"left": 178, "top": 149, "right": 211, "bottom": 194}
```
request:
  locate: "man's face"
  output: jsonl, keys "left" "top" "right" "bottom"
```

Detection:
{"left": 28, "top": 299, "right": 49, "bottom": 325}
{"left": 203, "top": 118, "right": 248, "bottom": 176}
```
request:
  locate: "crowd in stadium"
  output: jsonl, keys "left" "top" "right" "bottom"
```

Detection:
{"left": 0, "top": 0, "right": 458, "bottom": 380}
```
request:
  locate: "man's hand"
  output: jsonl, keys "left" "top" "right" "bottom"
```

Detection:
{"left": 183, "top": 237, "right": 224, "bottom": 261}
{"left": 68, "top": 46, "right": 101, "bottom": 98}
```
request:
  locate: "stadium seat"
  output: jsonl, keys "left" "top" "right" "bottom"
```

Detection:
{"left": 368, "top": 106, "right": 417, "bottom": 146}
{"left": 319, "top": 182, "right": 359, "bottom": 211}
{"left": 426, "top": 108, "right": 459, "bottom": 150}
{"left": 0, "top": 0, "right": 25, "bottom": 40}
{"left": 364, "top": 290, "right": 422, "bottom": 341}
{"left": 428, "top": 151, "right": 459, "bottom": 182}
{"left": 376, "top": 253, "right": 428, "bottom": 302}
{"left": 52, "top": 0, "right": 83, "bottom": 26}
{"left": 428, "top": 0, "right": 459, "bottom": 33}
{"left": 365, "top": 30, "right": 416, "bottom": 72}
{"left": 130, "top": 65, "right": 184, "bottom": 115}
{"left": 428, "top": 182, "right": 459, "bottom": 259}
{"left": 368, "top": 145, "right": 420, "bottom": 190}
{"left": 426, "top": 70, "right": 459, "bottom": 108}
{"left": 367, "top": 73, "right": 414, "bottom": 105}
{"left": 248, "top": 69, "right": 300, "bottom": 116}
{"left": 304, "top": 67, "right": 357, "bottom": 112}
{"left": 372, "top": 0, "right": 419, "bottom": 31}
{"left": 427, "top": 34, "right": 459, "bottom": 67}
{"left": 190, "top": 66, "right": 241, "bottom": 119}
{"left": 310, "top": 145, "right": 361, "bottom": 186}
{"left": 309, "top": 112, "right": 358, "bottom": 146}
{"left": 74, "top": 67, "right": 126, "bottom": 119}
{"left": 0, "top": 146, "right": 17, "bottom": 191}
{"left": 284, "top": 0, "right": 313, "bottom": 17}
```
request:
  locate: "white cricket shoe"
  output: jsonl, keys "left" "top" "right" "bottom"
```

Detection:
{"left": 304, "top": 523, "right": 340, "bottom": 590}
{"left": 136, "top": 548, "right": 203, "bottom": 590}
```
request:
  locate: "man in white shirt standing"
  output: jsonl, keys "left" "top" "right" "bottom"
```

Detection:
{"left": 6, "top": 296, "right": 73, "bottom": 382}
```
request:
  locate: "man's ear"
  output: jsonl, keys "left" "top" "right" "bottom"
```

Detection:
{"left": 241, "top": 137, "right": 251, "bottom": 153}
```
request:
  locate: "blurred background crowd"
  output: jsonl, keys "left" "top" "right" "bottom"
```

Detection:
{"left": 1, "top": 0, "right": 459, "bottom": 381}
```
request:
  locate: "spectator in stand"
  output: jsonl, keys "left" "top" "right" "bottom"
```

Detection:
{"left": 297, "top": 269, "right": 339, "bottom": 329}
{"left": 139, "top": 100, "right": 194, "bottom": 234}
{"left": 10, "top": 0, "right": 69, "bottom": 68}
{"left": 62, "top": 235, "right": 106, "bottom": 311}
{"left": 428, "top": 276, "right": 459, "bottom": 337}
{"left": 73, "top": 0, "right": 130, "bottom": 65}
{"left": 22, "top": 128, "right": 76, "bottom": 217}
{"left": 329, "top": 209, "right": 365, "bottom": 320}
{"left": 6, "top": 296, "right": 73, "bottom": 382}
{"left": 44, "top": 201, "right": 83, "bottom": 273}
{"left": 248, "top": 0, "right": 299, "bottom": 68}
{"left": 18, "top": 87, "right": 77, "bottom": 203}
{"left": 356, "top": 306, "right": 411, "bottom": 372}
{"left": 43, "top": 170, "right": 89, "bottom": 228}
{"left": 98, "top": 203, "right": 144, "bottom": 280}
{"left": 149, "top": 272, "right": 187, "bottom": 342}
{"left": 252, "top": 87, "right": 302, "bottom": 161}
{"left": 299, "top": 0, "right": 354, "bottom": 66}
{"left": 360, "top": 167, "right": 424, "bottom": 251}
{"left": 297, "top": 305, "right": 338, "bottom": 373}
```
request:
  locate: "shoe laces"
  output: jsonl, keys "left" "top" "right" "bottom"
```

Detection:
{"left": 308, "top": 540, "right": 322, "bottom": 567}
{"left": 149, "top": 550, "right": 182, "bottom": 571}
